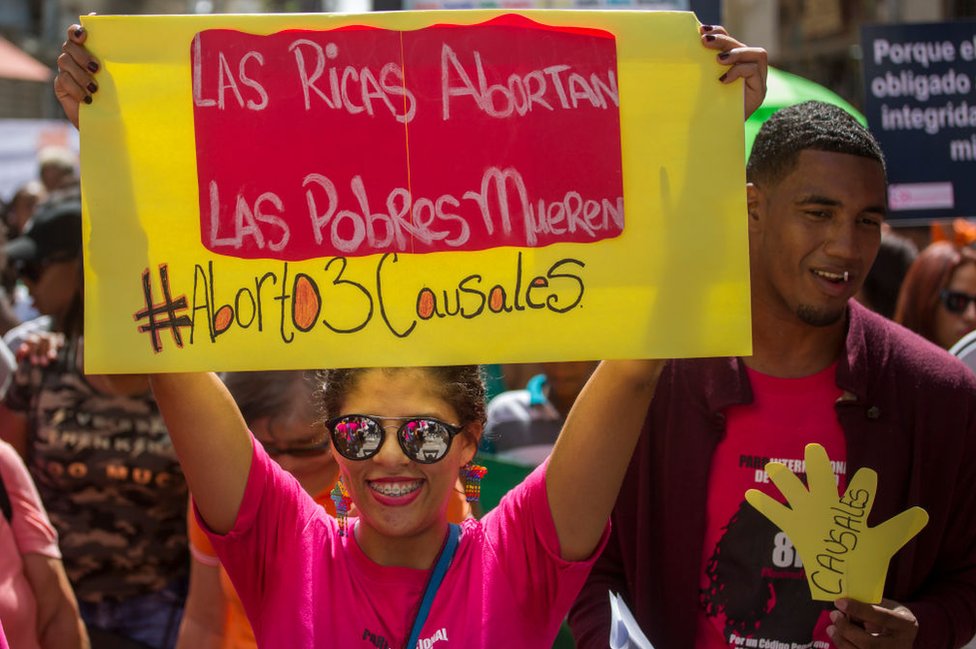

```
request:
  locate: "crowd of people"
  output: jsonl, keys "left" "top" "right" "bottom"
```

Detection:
{"left": 0, "top": 14, "right": 973, "bottom": 649}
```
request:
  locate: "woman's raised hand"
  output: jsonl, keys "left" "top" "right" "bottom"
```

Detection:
{"left": 701, "top": 24, "right": 768, "bottom": 120}
{"left": 53, "top": 21, "right": 768, "bottom": 127}
{"left": 54, "top": 23, "right": 99, "bottom": 129}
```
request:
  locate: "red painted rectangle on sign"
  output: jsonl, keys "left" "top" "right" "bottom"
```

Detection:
{"left": 191, "top": 15, "right": 623, "bottom": 260}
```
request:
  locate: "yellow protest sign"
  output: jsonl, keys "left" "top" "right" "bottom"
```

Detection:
{"left": 745, "top": 444, "right": 928, "bottom": 603}
{"left": 79, "top": 10, "right": 750, "bottom": 373}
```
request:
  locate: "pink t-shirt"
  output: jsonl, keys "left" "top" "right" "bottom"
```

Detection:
{"left": 202, "top": 440, "right": 606, "bottom": 649}
{"left": 697, "top": 364, "right": 847, "bottom": 649}
{"left": 0, "top": 440, "right": 61, "bottom": 649}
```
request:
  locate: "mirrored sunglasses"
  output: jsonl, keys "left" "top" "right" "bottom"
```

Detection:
{"left": 326, "top": 414, "right": 462, "bottom": 464}
{"left": 259, "top": 438, "right": 330, "bottom": 458}
{"left": 941, "top": 289, "right": 976, "bottom": 315}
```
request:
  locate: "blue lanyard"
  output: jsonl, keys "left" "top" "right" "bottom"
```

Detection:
{"left": 406, "top": 523, "right": 460, "bottom": 649}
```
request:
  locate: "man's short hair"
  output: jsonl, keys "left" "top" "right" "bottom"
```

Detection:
{"left": 746, "top": 100, "right": 886, "bottom": 186}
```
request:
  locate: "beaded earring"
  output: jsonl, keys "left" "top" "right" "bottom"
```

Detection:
{"left": 330, "top": 479, "right": 352, "bottom": 537}
{"left": 461, "top": 463, "right": 488, "bottom": 503}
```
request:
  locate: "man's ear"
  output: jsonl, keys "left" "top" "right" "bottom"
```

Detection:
{"left": 746, "top": 182, "right": 763, "bottom": 233}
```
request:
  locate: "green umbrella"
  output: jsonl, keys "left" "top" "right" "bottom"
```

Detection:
{"left": 745, "top": 66, "right": 866, "bottom": 159}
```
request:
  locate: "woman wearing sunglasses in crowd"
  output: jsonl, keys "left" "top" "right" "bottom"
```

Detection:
{"left": 177, "top": 371, "right": 470, "bottom": 649}
{"left": 895, "top": 241, "right": 976, "bottom": 350}
{"left": 54, "top": 21, "right": 766, "bottom": 648}
{"left": 160, "top": 364, "right": 666, "bottom": 649}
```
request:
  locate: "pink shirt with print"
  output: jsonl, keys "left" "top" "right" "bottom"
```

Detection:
{"left": 697, "top": 363, "right": 848, "bottom": 648}
{"left": 201, "top": 439, "right": 606, "bottom": 649}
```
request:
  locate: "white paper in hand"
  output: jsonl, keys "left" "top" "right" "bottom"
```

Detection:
{"left": 608, "top": 591, "right": 654, "bottom": 649}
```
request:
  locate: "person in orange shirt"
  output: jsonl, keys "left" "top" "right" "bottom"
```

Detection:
{"left": 175, "top": 370, "right": 470, "bottom": 649}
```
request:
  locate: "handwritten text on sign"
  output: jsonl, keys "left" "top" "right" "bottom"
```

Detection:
{"left": 192, "top": 16, "right": 625, "bottom": 260}
{"left": 134, "top": 252, "right": 585, "bottom": 353}
{"left": 79, "top": 10, "right": 754, "bottom": 374}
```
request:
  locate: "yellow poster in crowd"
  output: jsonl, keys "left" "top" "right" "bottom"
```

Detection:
{"left": 79, "top": 10, "right": 750, "bottom": 373}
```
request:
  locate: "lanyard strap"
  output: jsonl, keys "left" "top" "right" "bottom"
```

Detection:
{"left": 406, "top": 523, "right": 460, "bottom": 649}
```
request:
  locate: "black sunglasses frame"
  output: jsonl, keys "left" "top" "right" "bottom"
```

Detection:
{"left": 941, "top": 289, "right": 976, "bottom": 315}
{"left": 326, "top": 414, "right": 463, "bottom": 465}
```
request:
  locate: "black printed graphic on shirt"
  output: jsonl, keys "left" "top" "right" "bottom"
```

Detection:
{"left": 701, "top": 502, "right": 832, "bottom": 646}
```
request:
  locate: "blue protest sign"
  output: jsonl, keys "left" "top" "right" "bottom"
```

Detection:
{"left": 861, "top": 20, "right": 976, "bottom": 222}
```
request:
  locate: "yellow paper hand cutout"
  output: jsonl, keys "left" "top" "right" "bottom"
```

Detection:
{"left": 745, "top": 443, "right": 928, "bottom": 603}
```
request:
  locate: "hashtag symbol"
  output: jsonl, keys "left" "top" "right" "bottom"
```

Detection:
{"left": 132, "top": 264, "right": 192, "bottom": 353}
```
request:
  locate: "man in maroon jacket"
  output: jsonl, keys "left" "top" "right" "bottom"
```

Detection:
{"left": 570, "top": 101, "right": 976, "bottom": 649}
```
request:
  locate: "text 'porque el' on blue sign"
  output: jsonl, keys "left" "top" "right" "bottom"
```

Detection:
{"left": 861, "top": 20, "right": 976, "bottom": 222}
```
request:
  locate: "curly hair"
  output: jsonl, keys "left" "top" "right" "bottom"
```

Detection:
{"left": 747, "top": 101, "right": 886, "bottom": 187}
{"left": 895, "top": 242, "right": 976, "bottom": 345}
{"left": 316, "top": 366, "right": 486, "bottom": 446}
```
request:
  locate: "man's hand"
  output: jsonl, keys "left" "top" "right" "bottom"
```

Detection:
{"left": 827, "top": 598, "right": 918, "bottom": 649}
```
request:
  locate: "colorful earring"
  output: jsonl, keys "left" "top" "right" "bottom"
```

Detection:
{"left": 330, "top": 479, "right": 352, "bottom": 537}
{"left": 461, "top": 463, "right": 488, "bottom": 503}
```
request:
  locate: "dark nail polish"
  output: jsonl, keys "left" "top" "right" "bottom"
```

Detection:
{"left": 719, "top": 72, "right": 728, "bottom": 82}
{"left": 87, "top": 61, "right": 99, "bottom": 72}
{"left": 705, "top": 34, "right": 716, "bottom": 42}
{"left": 83, "top": 95, "right": 92, "bottom": 104}
{"left": 701, "top": 24, "right": 714, "bottom": 31}
{"left": 87, "top": 82, "right": 98, "bottom": 93}
{"left": 719, "top": 51, "right": 730, "bottom": 60}
{"left": 74, "top": 28, "right": 84, "bottom": 38}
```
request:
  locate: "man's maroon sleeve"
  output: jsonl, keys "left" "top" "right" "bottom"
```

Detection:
{"left": 569, "top": 513, "right": 627, "bottom": 648}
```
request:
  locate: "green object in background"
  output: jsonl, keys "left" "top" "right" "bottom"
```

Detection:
{"left": 477, "top": 455, "right": 534, "bottom": 514}
{"left": 476, "top": 454, "right": 575, "bottom": 648}
{"left": 745, "top": 67, "right": 867, "bottom": 160}
{"left": 553, "top": 623, "right": 575, "bottom": 648}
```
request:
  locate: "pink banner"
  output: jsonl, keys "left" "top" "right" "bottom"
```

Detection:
{"left": 192, "top": 15, "right": 623, "bottom": 260}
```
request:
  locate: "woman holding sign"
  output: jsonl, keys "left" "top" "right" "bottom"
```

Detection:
{"left": 55, "top": 22, "right": 766, "bottom": 648}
